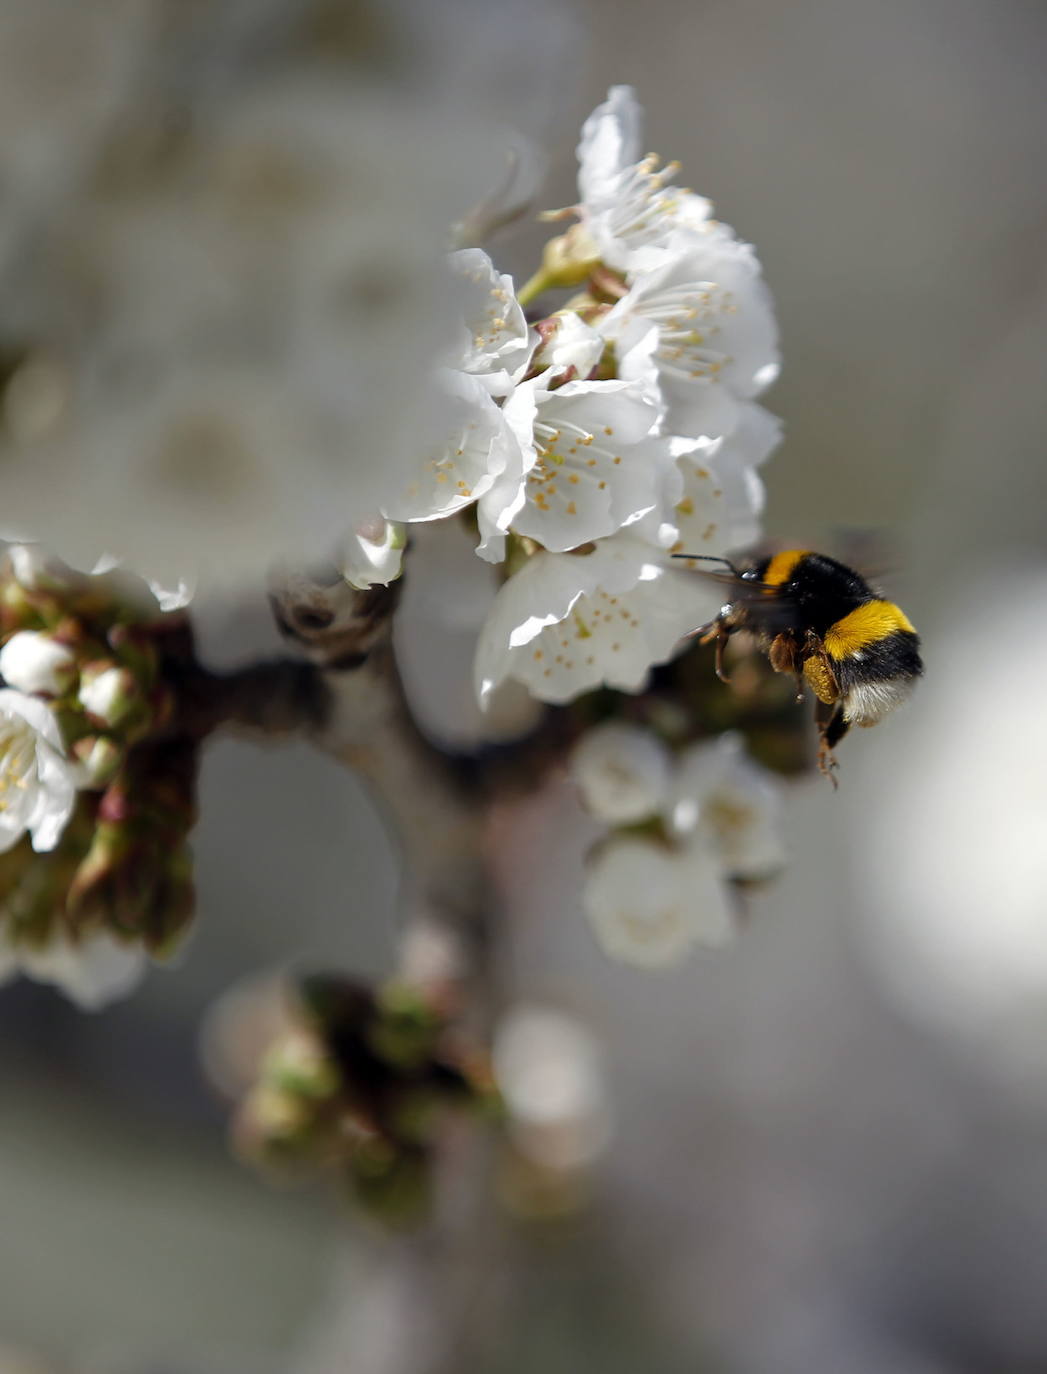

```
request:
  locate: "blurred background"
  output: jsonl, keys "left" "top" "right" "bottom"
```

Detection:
{"left": 1, "top": 0, "right": 1047, "bottom": 1370}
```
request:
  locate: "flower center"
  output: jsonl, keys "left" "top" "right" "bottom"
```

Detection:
{"left": 598, "top": 155, "right": 683, "bottom": 247}
{"left": 632, "top": 283, "right": 732, "bottom": 382}
{"left": 0, "top": 721, "right": 36, "bottom": 812}
{"left": 527, "top": 416, "right": 621, "bottom": 514}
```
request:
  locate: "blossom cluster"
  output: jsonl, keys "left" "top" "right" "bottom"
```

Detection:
{"left": 572, "top": 724, "right": 786, "bottom": 967}
{"left": 0, "top": 87, "right": 794, "bottom": 1007}
{"left": 386, "top": 85, "right": 781, "bottom": 709}
{"left": 0, "top": 546, "right": 196, "bottom": 1006}
{"left": 1, "top": 86, "right": 779, "bottom": 716}
{"left": 234, "top": 976, "right": 498, "bottom": 1224}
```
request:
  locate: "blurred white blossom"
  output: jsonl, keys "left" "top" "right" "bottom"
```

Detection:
{"left": 670, "top": 733, "right": 787, "bottom": 879}
{"left": 570, "top": 721, "right": 672, "bottom": 824}
{"left": 0, "top": 7, "right": 548, "bottom": 587}
{"left": 494, "top": 1005, "right": 610, "bottom": 1171}
{"left": 0, "top": 927, "right": 147, "bottom": 1010}
{"left": 569, "top": 724, "right": 785, "bottom": 969}
{"left": 584, "top": 833, "right": 735, "bottom": 968}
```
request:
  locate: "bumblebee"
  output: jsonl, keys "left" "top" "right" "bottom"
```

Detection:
{"left": 676, "top": 549, "right": 923, "bottom": 774}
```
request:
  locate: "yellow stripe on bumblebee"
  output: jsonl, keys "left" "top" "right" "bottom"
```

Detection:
{"left": 822, "top": 599, "right": 917, "bottom": 658}
{"left": 761, "top": 549, "right": 810, "bottom": 587}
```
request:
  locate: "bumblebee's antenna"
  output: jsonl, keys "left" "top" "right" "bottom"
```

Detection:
{"left": 672, "top": 553, "right": 743, "bottom": 576}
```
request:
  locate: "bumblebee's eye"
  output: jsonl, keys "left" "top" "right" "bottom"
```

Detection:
{"left": 740, "top": 570, "right": 759, "bottom": 581}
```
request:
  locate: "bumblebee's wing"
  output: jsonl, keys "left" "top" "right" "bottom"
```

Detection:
{"left": 671, "top": 557, "right": 800, "bottom": 637}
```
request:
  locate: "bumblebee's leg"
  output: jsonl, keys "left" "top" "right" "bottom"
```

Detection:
{"left": 814, "top": 699, "right": 849, "bottom": 788}
{"left": 684, "top": 616, "right": 735, "bottom": 683}
{"left": 768, "top": 632, "right": 806, "bottom": 702}
{"left": 804, "top": 630, "right": 841, "bottom": 698}
{"left": 711, "top": 623, "right": 733, "bottom": 683}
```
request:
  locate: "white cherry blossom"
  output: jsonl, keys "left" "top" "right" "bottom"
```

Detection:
{"left": 508, "top": 378, "right": 671, "bottom": 553}
{"left": 655, "top": 411, "right": 777, "bottom": 563}
{"left": 448, "top": 248, "right": 535, "bottom": 394}
{"left": 475, "top": 536, "right": 722, "bottom": 706}
{"left": 608, "top": 235, "right": 780, "bottom": 442}
{"left": 624, "top": 403, "right": 778, "bottom": 562}
{"left": 0, "top": 631, "right": 76, "bottom": 697}
{"left": 493, "top": 1006, "right": 610, "bottom": 1170}
{"left": 0, "top": 927, "right": 147, "bottom": 1010}
{"left": 0, "top": 690, "right": 78, "bottom": 853}
{"left": 570, "top": 721, "right": 672, "bottom": 824}
{"left": 576, "top": 86, "right": 720, "bottom": 275}
{"left": 383, "top": 369, "right": 534, "bottom": 528}
{"left": 669, "top": 733, "right": 786, "bottom": 880}
{"left": 583, "top": 833, "right": 735, "bottom": 968}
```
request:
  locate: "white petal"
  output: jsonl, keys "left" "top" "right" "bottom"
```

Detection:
{"left": 340, "top": 516, "right": 405, "bottom": 590}
{"left": 0, "top": 687, "right": 66, "bottom": 749}
{"left": 21, "top": 931, "right": 147, "bottom": 1010}
{"left": 147, "top": 576, "right": 194, "bottom": 611}
{"left": 475, "top": 380, "right": 538, "bottom": 562}
{"left": 384, "top": 370, "right": 517, "bottom": 524}
{"left": 606, "top": 235, "right": 779, "bottom": 440}
{"left": 577, "top": 86, "right": 643, "bottom": 206}
{"left": 448, "top": 248, "right": 535, "bottom": 390}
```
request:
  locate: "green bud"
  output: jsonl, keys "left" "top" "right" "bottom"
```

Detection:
{"left": 78, "top": 662, "right": 145, "bottom": 733}
{"left": 517, "top": 224, "right": 602, "bottom": 306}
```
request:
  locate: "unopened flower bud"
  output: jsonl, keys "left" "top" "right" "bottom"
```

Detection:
{"left": 0, "top": 630, "right": 77, "bottom": 697}
{"left": 518, "top": 223, "right": 601, "bottom": 306}
{"left": 531, "top": 311, "right": 605, "bottom": 382}
{"left": 65, "top": 749, "right": 197, "bottom": 956}
{"left": 78, "top": 664, "right": 140, "bottom": 730}
{"left": 341, "top": 517, "right": 406, "bottom": 591}
{"left": 235, "top": 1083, "right": 317, "bottom": 1165}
